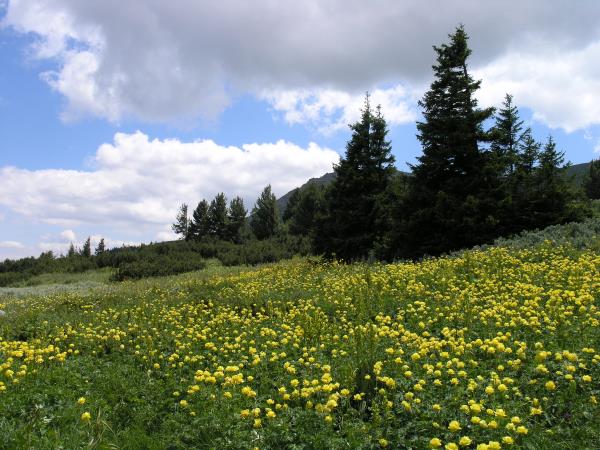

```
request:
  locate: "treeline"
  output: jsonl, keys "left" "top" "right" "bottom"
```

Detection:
{"left": 280, "top": 26, "right": 597, "bottom": 261}
{"left": 172, "top": 185, "right": 282, "bottom": 242}
{"left": 0, "top": 235, "right": 310, "bottom": 285}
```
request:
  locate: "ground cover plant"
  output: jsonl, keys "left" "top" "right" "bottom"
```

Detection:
{"left": 0, "top": 237, "right": 599, "bottom": 449}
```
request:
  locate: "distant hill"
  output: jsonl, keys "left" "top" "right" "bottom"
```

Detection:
{"left": 276, "top": 161, "right": 594, "bottom": 215}
{"left": 276, "top": 172, "right": 336, "bottom": 214}
{"left": 276, "top": 169, "right": 409, "bottom": 215}
{"left": 565, "top": 161, "right": 591, "bottom": 184}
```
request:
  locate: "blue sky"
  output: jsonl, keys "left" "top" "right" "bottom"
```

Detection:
{"left": 1, "top": 1, "right": 600, "bottom": 259}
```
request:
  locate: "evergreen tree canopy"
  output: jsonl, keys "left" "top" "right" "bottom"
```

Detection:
{"left": 172, "top": 203, "right": 189, "bottom": 240}
{"left": 288, "top": 183, "right": 326, "bottom": 238}
{"left": 490, "top": 94, "right": 523, "bottom": 175}
{"left": 208, "top": 193, "right": 229, "bottom": 239}
{"left": 405, "top": 25, "right": 496, "bottom": 257}
{"left": 282, "top": 189, "right": 300, "bottom": 223}
{"left": 227, "top": 196, "right": 248, "bottom": 243}
{"left": 317, "top": 95, "right": 395, "bottom": 260}
{"left": 67, "top": 243, "right": 76, "bottom": 258}
{"left": 189, "top": 200, "right": 210, "bottom": 240}
{"left": 251, "top": 185, "right": 280, "bottom": 240}
{"left": 81, "top": 237, "right": 91, "bottom": 257}
{"left": 585, "top": 159, "right": 600, "bottom": 199}
{"left": 530, "top": 136, "right": 574, "bottom": 226}
{"left": 94, "top": 238, "right": 105, "bottom": 256}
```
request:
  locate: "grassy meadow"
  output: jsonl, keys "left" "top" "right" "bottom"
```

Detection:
{"left": 1, "top": 230, "right": 599, "bottom": 449}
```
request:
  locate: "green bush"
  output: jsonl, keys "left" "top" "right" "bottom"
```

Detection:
{"left": 111, "top": 253, "right": 207, "bottom": 281}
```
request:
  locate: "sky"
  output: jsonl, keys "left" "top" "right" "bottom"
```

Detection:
{"left": 1, "top": 0, "right": 600, "bottom": 259}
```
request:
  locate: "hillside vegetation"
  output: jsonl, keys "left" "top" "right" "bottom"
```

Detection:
{"left": 0, "top": 221, "right": 598, "bottom": 449}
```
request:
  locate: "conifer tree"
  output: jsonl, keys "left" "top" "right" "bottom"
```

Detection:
{"left": 404, "top": 25, "right": 496, "bottom": 257}
{"left": 532, "top": 136, "right": 573, "bottom": 227}
{"left": 189, "top": 200, "right": 210, "bottom": 240}
{"left": 94, "top": 238, "right": 105, "bottom": 256}
{"left": 288, "top": 183, "right": 326, "bottom": 238}
{"left": 490, "top": 94, "right": 523, "bottom": 175}
{"left": 585, "top": 159, "right": 600, "bottom": 199}
{"left": 317, "top": 95, "right": 395, "bottom": 260}
{"left": 172, "top": 203, "right": 189, "bottom": 240}
{"left": 509, "top": 127, "right": 541, "bottom": 232}
{"left": 81, "top": 237, "right": 91, "bottom": 257}
{"left": 208, "top": 193, "right": 229, "bottom": 239}
{"left": 282, "top": 189, "right": 300, "bottom": 223}
{"left": 251, "top": 185, "right": 280, "bottom": 240}
{"left": 67, "top": 242, "right": 76, "bottom": 258}
{"left": 227, "top": 196, "right": 247, "bottom": 243}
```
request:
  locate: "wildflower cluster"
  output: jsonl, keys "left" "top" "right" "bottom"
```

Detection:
{"left": 0, "top": 242, "right": 598, "bottom": 448}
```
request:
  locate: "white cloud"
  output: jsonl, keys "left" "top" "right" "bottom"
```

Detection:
{"left": 59, "top": 229, "right": 76, "bottom": 242}
{"left": 4, "top": 0, "right": 600, "bottom": 131}
{"left": 475, "top": 41, "right": 600, "bottom": 132}
{"left": 0, "top": 240, "right": 24, "bottom": 249}
{"left": 0, "top": 131, "right": 339, "bottom": 234}
{"left": 261, "top": 85, "right": 418, "bottom": 135}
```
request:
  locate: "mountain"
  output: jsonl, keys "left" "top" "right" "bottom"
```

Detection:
{"left": 564, "top": 161, "right": 591, "bottom": 184}
{"left": 276, "top": 161, "right": 595, "bottom": 215}
{"left": 276, "top": 172, "right": 336, "bottom": 214}
{"left": 276, "top": 169, "right": 410, "bottom": 215}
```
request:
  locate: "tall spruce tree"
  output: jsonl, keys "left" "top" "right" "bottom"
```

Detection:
{"left": 490, "top": 94, "right": 523, "bottom": 176}
{"left": 81, "top": 237, "right": 91, "bottom": 257}
{"left": 317, "top": 95, "right": 395, "bottom": 260}
{"left": 585, "top": 159, "right": 600, "bottom": 199}
{"left": 251, "top": 185, "right": 280, "bottom": 240}
{"left": 288, "top": 183, "right": 326, "bottom": 238}
{"left": 189, "top": 200, "right": 210, "bottom": 240}
{"left": 95, "top": 238, "right": 106, "bottom": 256}
{"left": 282, "top": 189, "right": 300, "bottom": 223}
{"left": 172, "top": 203, "right": 189, "bottom": 240}
{"left": 67, "top": 242, "right": 76, "bottom": 258}
{"left": 532, "top": 136, "right": 573, "bottom": 227}
{"left": 509, "top": 127, "right": 541, "bottom": 232}
{"left": 404, "top": 25, "right": 496, "bottom": 257}
{"left": 227, "top": 196, "right": 247, "bottom": 243}
{"left": 208, "top": 193, "right": 229, "bottom": 239}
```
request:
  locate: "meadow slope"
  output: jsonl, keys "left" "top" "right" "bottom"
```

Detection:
{"left": 0, "top": 239, "right": 599, "bottom": 449}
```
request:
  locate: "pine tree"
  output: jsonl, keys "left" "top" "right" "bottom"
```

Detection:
{"left": 531, "top": 136, "right": 573, "bottom": 227}
{"left": 251, "top": 185, "right": 280, "bottom": 240}
{"left": 585, "top": 159, "right": 600, "bottom": 199}
{"left": 172, "top": 203, "right": 189, "bottom": 240}
{"left": 509, "top": 127, "right": 541, "bottom": 232}
{"left": 227, "top": 196, "right": 247, "bottom": 243}
{"left": 404, "top": 25, "right": 496, "bottom": 257}
{"left": 81, "top": 237, "right": 91, "bottom": 257}
{"left": 288, "top": 183, "right": 326, "bottom": 238}
{"left": 189, "top": 200, "right": 210, "bottom": 240}
{"left": 317, "top": 95, "right": 395, "bottom": 260}
{"left": 67, "top": 243, "right": 76, "bottom": 258}
{"left": 208, "top": 193, "right": 229, "bottom": 239}
{"left": 94, "top": 238, "right": 105, "bottom": 256}
{"left": 516, "top": 128, "right": 540, "bottom": 175}
{"left": 490, "top": 94, "right": 523, "bottom": 175}
{"left": 282, "top": 189, "right": 300, "bottom": 223}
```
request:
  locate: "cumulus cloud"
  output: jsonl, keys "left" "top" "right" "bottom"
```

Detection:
{"left": 4, "top": 0, "right": 600, "bottom": 131}
{"left": 261, "top": 85, "right": 418, "bottom": 135}
{"left": 59, "top": 229, "right": 76, "bottom": 242}
{"left": 0, "top": 131, "right": 339, "bottom": 234}
{"left": 475, "top": 41, "right": 600, "bottom": 132}
{"left": 0, "top": 240, "right": 24, "bottom": 249}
